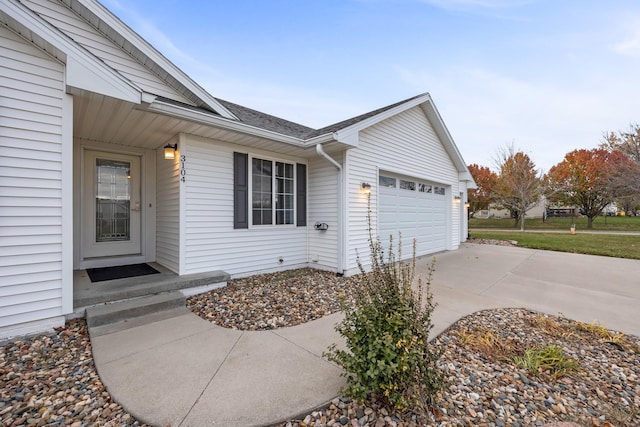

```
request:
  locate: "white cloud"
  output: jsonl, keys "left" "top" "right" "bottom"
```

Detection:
{"left": 612, "top": 29, "right": 640, "bottom": 57}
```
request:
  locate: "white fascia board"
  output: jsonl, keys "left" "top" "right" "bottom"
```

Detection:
{"left": 76, "top": 0, "right": 238, "bottom": 120}
{"left": 2, "top": 0, "right": 142, "bottom": 103}
{"left": 329, "top": 129, "right": 360, "bottom": 147}
{"left": 419, "top": 98, "right": 473, "bottom": 177}
{"left": 332, "top": 94, "right": 432, "bottom": 144}
{"left": 305, "top": 132, "right": 353, "bottom": 147}
{"left": 146, "top": 99, "right": 325, "bottom": 148}
{"left": 66, "top": 56, "right": 140, "bottom": 103}
{"left": 460, "top": 171, "right": 477, "bottom": 189}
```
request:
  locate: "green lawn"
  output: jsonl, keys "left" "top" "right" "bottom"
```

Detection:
{"left": 470, "top": 215, "right": 640, "bottom": 231}
{"left": 470, "top": 230, "right": 640, "bottom": 260}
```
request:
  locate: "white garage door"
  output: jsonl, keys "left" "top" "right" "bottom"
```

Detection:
{"left": 378, "top": 174, "right": 447, "bottom": 257}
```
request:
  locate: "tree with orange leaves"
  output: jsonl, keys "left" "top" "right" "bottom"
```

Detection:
{"left": 493, "top": 146, "right": 541, "bottom": 231}
{"left": 467, "top": 164, "right": 498, "bottom": 218}
{"left": 545, "top": 148, "right": 636, "bottom": 228}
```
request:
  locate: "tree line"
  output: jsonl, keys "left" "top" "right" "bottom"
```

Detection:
{"left": 467, "top": 124, "right": 640, "bottom": 230}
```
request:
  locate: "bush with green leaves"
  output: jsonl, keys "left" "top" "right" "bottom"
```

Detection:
{"left": 324, "top": 202, "right": 443, "bottom": 410}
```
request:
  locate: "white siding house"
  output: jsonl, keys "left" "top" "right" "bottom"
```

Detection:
{"left": 0, "top": 0, "right": 475, "bottom": 339}
{"left": 0, "top": 23, "right": 72, "bottom": 337}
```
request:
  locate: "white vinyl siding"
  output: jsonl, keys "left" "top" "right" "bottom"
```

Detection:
{"left": 345, "top": 106, "right": 460, "bottom": 274}
{"left": 180, "top": 135, "right": 308, "bottom": 277}
{"left": 307, "top": 156, "right": 339, "bottom": 270}
{"left": 21, "top": 0, "right": 195, "bottom": 105}
{"left": 0, "top": 26, "right": 66, "bottom": 335}
{"left": 156, "top": 137, "right": 180, "bottom": 273}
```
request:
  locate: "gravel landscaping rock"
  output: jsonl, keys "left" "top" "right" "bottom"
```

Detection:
{"left": 0, "top": 319, "right": 146, "bottom": 426}
{"left": 277, "top": 308, "right": 640, "bottom": 427}
{"left": 467, "top": 238, "right": 519, "bottom": 247}
{"left": 2, "top": 267, "right": 638, "bottom": 427}
{"left": 187, "top": 268, "right": 359, "bottom": 330}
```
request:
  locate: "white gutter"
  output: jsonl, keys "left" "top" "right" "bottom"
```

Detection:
{"left": 145, "top": 99, "right": 337, "bottom": 148}
{"left": 315, "top": 143, "right": 344, "bottom": 275}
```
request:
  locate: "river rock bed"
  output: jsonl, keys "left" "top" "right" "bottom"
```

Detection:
{"left": 466, "top": 238, "right": 519, "bottom": 247}
{"left": 0, "top": 319, "right": 146, "bottom": 427}
{"left": 277, "top": 308, "right": 640, "bottom": 427}
{"left": 187, "top": 268, "right": 360, "bottom": 330}
{"left": 2, "top": 267, "right": 638, "bottom": 427}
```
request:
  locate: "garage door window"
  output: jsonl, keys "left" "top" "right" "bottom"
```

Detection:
{"left": 418, "top": 183, "right": 432, "bottom": 193}
{"left": 379, "top": 175, "right": 396, "bottom": 188}
{"left": 434, "top": 186, "right": 445, "bottom": 195}
{"left": 399, "top": 179, "right": 416, "bottom": 191}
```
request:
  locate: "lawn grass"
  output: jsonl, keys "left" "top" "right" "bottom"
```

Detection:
{"left": 470, "top": 230, "right": 640, "bottom": 260}
{"left": 470, "top": 215, "right": 640, "bottom": 231}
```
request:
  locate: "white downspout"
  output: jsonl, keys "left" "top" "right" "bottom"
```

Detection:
{"left": 316, "top": 143, "right": 344, "bottom": 275}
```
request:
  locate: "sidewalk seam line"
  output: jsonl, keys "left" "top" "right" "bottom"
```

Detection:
{"left": 478, "top": 249, "right": 538, "bottom": 295}
{"left": 269, "top": 330, "right": 338, "bottom": 369}
{"left": 95, "top": 325, "right": 220, "bottom": 365}
{"left": 177, "top": 330, "right": 244, "bottom": 427}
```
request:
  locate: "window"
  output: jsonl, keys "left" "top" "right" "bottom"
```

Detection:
{"left": 434, "top": 186, "right": 445, "bottom": 195}
{"left": 418, "top": 183, "right": 432, "bottom": 193}
{"left": 400, "top": 179, "right": 416, "bottom": 191}
{"left": 275, "top": 162, "right": 294, "bottom": 225}
{"left": 234, "top": 153, "right": 306, "bottom": 229}
{"left": 252, "top": 158, "right": 272, "bottom": 225}
{"left": 379, "top": 175, "right": 396, "bottom": 188}
{"left": 251, "top": 157, "right": 294, "bottom": 226}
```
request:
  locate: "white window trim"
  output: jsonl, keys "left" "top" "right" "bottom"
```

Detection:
{"left": 248, "top": 154, "right": 297, "bottom": 228}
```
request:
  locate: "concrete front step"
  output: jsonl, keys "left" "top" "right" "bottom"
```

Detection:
{"left": 74, "top": 268, "right": 230, "bottom": 309}
{"left": 86, "top": 291, "right": 186, "bottom": 330}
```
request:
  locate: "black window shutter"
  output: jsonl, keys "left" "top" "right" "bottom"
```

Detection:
{"left": 233, "top": 152, "right": 248, "bottom": 229}
{"left": 296, "top": 163, "right": 307, "bottom": 226}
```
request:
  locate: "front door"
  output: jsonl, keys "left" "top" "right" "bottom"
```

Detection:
{"left": 82, "top": 150, "right": 141, "bottom": 259}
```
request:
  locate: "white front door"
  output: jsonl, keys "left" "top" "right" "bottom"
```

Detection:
{"left": 82, "top": 150, "right": 141, "bottom": 259}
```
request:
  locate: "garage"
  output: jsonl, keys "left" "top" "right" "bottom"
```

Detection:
{"left": 378, "top": 173, "right": 448, "bottom": 258}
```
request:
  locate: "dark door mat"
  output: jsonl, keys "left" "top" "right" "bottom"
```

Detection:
{"left": 87, "top": 263, "right": 160, "bottom": 283}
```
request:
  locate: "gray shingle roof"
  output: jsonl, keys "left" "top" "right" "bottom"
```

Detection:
{"left": 304, "top": 93, "right": 427, "bottom": 138}
{"left": 214, "top": 98, "right": 315, "bottom": 139}
{"left": 216, "top": 93, "right": 428, "bottom": 140}
{"left": 158, "top": 93, "right": 429, "bottom": 141}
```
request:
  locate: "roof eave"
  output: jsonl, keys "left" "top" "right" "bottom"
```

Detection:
{"left": 418, "top": 98, "right": 476, "bottom": 183}
{"left": 72, "top": 0, "right": 238, "bottom": 120}
{"left": 145, "top": 99, "right": 338, "bottom": 148}
{"left": 1, "top": 0, "right": 142, "bottom": 104}
{"left": 331, "top": 93, "right": 433, "bottom": 145}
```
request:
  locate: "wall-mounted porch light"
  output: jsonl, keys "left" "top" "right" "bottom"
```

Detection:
{"left": 454, "top": 195, "right": 461, "bottom": 202}
{"left": 164, "top": 143, "right": 178, "bottom": 160}
{"left": 464, "top": 202, "right": 470, "bottom": 208}
{"left": 361, "top": 182, "right": 371, "bottom": 193}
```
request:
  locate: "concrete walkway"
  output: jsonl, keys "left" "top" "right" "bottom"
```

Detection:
{"left": 90, "top": 244, "right": 640, "bottom": 427}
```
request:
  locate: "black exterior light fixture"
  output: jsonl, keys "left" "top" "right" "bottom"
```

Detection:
{"left": 361, "top": 182, "right": 371, "bottom": 193}
{"left": 164, "top": 143, "right": 178, "bottom": 160}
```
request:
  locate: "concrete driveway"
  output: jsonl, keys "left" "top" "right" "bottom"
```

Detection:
{"left": 426, "top": 243, "right": 640, "bottom": 338}
{"left": 91, "top": 243, "right": 640, "bottom": 427}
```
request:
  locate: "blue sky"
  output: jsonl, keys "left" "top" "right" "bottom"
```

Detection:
{"left": 102, "top": 0, "right": 640, "bottom": 172}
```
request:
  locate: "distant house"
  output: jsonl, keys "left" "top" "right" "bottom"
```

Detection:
{"left": 0, "top": 0, "right": 475, "bottom": 339}
{"left": 477, "top": 197, "right": 580, "bottom": 220}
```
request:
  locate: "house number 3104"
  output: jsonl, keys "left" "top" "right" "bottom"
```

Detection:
{"left": 180, "top": 155, "right": 186, "bottom": 182}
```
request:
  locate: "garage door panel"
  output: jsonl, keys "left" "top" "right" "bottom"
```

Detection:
{"left": 379, "top": 175, "right": 448, "bottom": 257}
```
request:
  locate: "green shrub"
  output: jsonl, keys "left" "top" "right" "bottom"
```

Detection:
{"left": 324, "top": 199, "right": 443, "bottom": 410}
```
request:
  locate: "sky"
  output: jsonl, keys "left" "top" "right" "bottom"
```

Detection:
{"left": 101, "top": 0, "right": 640, "bottom": 172}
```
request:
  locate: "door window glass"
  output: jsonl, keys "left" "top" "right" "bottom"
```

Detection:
{"left": 95, "top": 159, "right": 131, "bottom": 242}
